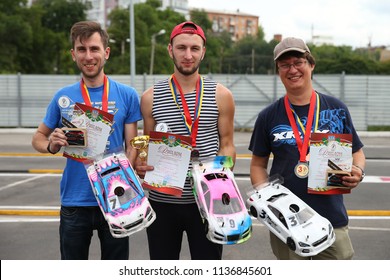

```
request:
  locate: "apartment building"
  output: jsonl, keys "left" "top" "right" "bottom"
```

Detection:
{"left": 204, "top": 9, "right": 259, "bottom": 41}
{"left": 54, "top": 1, "right": 259, "bottom": 42}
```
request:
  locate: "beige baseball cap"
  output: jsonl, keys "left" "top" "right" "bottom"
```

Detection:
{"left": 274, "top": 37, "right": 310, "bottom": 60}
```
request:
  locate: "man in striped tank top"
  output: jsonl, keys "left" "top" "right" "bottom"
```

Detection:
{"left": 135, "top": 21, "right": 236, "bottom": 259}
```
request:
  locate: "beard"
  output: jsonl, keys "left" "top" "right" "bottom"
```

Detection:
{"left": 78, "top": 59, "right": 106, "bottom": 80}
{"left": 81, "top": 67, "right": 104, "bottom": 80}
{"left": 172, "top": 53, "right": 201, "bottom": 76}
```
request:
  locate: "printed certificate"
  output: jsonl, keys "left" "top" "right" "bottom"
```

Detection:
{"left": 143, "top": 131, "right": 192, "bottom": 197}
{"left": 63, "top": 102, "right": 113, "bottom": 162}
{"left": 308, "top": 133, "right": 353, "bottom": 195}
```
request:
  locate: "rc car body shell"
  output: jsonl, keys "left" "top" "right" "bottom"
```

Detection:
{"left": 191, "top": 156, "right": 252, "bottom": 245}
{"left": 86, "top": 153, "right": 156, "bottom": 238}
{"left": 247, "top": 181, "right": 335, "bottom": 257}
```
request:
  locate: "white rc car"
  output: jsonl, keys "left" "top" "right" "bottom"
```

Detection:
{"left": 246, "top": 178, "right": 335, "bottom": 257}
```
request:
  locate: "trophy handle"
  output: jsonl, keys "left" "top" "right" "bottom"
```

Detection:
{"left": 130, "top": 135, "right": 150, "bottom": 161}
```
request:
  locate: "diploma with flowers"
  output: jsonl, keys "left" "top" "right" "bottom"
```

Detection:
{"left": 143, "top": 131, "right": 192, "bottom": 197}
{"left": 308, "top": 133, "right": 353, "bottom": 195}
{"left": 63, "top": 102, "right": 113, "bottom": 162}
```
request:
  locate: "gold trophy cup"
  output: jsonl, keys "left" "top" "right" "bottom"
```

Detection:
{"left": 130, "top": 135, "right": 150, "bottom": 161}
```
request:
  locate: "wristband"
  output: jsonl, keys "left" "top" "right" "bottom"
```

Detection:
{"left": 354, "top": 165, "right": 365, "bottom": 182}
{"left": 47, "top": 142, "right": 57, "bottom": 154}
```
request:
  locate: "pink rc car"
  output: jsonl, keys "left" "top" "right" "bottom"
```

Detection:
{"left": 191, "top": 156, "right": 252, "bottom": 245}
{"left": 86, "top": 152, "right": 155, "bottom": 238}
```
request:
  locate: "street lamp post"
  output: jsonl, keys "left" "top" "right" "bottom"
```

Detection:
{"left": 149, "top": 29, "right": 166, "bottom": 75}
{"left": 129, "top": 0, "right": 135, "bottom": 85}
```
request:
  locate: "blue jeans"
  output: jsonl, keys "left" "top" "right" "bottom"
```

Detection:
{"left": 59, "top": 206, "right": 129, "bottom": 260}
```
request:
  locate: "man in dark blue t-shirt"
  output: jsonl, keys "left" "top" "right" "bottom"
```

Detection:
{"left": 249, "top": 37, "right": 366, "bottom": 260}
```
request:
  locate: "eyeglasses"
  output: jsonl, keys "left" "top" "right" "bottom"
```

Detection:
{"left": 278, "top": 60, "right": 307, "bottom": 72}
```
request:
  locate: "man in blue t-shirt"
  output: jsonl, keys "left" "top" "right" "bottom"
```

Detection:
{"left": 32, "top": 21, "right": 141, "bottom": 260}
{"left": 249, "top": 37, "right": 366, "bottom": 260}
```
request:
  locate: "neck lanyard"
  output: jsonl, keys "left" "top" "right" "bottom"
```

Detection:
{"left": 80, "top": 75, "right": 109, "bottom": 112}
{"left": 290, "top": 92, "right": 320, "bottom": 135}
{"left": 284, "top": 90, "right": 319, "bottom": 163}
{"left": 169, "top": 74, "right": 204, "bottom": 147}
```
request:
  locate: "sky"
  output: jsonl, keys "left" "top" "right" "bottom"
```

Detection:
{"left": 188, "top": 0, "right": 390, "bottom": 49}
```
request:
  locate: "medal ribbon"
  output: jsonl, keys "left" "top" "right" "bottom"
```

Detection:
{"left": 169, "top": 75, "right": 204, "bottom": 146}
{"left": 80, "top": 75, "right": 109, "bottom": 112}
{"left": 284, "top": 90, "right": 318, "bottom": 163}
{"left": 290, "top": 92, "right": 320, "bottom": 135}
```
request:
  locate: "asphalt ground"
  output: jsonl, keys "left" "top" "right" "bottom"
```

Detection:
{"left": 1, "top": 128, "right": 390, "bottom": 148}
{"left": 1, "top": 128, "right": 390, "bottom": 213}
{"left": 0, "top": 129, "right": 390, "bottom": 260}
{"left": 1, "top": 128, "right": 390, "bottom": 165}
{"left": 1, "top": 128, "right": 389, "bottom": 211}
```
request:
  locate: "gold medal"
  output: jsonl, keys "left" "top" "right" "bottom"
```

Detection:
{"left": 294, "top": 162, "right": 309, "bottom": 178}
{"left": 284, "top": 91, "right": 318, "bottom": 180}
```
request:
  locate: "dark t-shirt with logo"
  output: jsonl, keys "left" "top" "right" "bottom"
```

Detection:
{"left": 249, "top": 92, "right": 363, "bottom": 228}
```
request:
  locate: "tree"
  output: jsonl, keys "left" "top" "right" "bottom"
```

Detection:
{"left": 223, "top": 36, "right": 273, "bottom": 74}
{"left": 189, "top": 9, "right": 212, "bottom": 32}
{"left": 32, "top": 0, "right": 89, "bottom": 73}
{"left": 1, "top": 1, "right": 389, "bottom": 74}
{"left": 105, "top": 8, "right": 131, "bottom": 74}
{"left": 106, "top": 1, "right": 186, "bottom": 74}
{"left": 36, "top": 0, "right": 89, "bottom": 33}
{"left": 311, "top": 44, "right": 381, "bottom": 74}
{"left": 0, "top": 1, "right": 31, "bottom": 73}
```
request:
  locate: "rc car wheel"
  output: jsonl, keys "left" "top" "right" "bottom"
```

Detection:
{"left": 249, "top": 206, "right": 258, "bottom": 218}
{"left": 286, "top": 237, "right": 296, "bottom": 251}
{"left": 204, "top": 219, "right": 209, "bottom": 234}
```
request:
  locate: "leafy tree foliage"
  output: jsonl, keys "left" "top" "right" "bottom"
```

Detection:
{"left": 1, "top": 1, "right": 389, "bottom": 75}
{"left": 0, "top": 1, "right": 31, "bottom": 73}
{"left": 36, "top": 0, "right": 89, "bottom": 33}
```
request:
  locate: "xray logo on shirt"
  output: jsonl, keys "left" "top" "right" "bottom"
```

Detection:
{"left": 271, "top": 124, "right": 329, "bottom": 146}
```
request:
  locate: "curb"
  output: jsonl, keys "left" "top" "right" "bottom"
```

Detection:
{"left": 0, "top": 206, "right": 60, "bottom": 216}
{"left": 0, "top": 209, "right": 60, "bottom": 216}
{"left": 0, "top": 153, "right": 63, "bottom": 157}
{"left": 0, "top": 169, "right": 63, "bottom": 174}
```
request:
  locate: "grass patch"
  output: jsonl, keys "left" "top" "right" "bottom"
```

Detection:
{"left": 367, "top": 126, "right": 390, "bottom": 131}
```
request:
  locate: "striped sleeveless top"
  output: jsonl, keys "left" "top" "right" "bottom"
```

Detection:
{"left": 149, "top": 76, "right": 220, "bottom": 204}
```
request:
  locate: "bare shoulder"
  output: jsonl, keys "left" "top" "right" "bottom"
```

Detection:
{"left": 140, "top": 86, "right": 154, "bottom": 106}
{"left": 215, "top": 83, "right": 234, "bottom": 106}
{"left": 216, "top": 83, "right": 233, "bottom": 96}
{"left": 141, "top": 86, "right": 154, "bottom": 99}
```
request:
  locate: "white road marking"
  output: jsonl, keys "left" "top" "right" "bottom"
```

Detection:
{"left": 0, "top": 174, "right": 50, "bottom": 192}
{"left": 0, "top": 173, "right": 61, "bottom": 177}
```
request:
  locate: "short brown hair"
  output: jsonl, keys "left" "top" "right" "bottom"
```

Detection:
{"left": 70, "top": 21, "right": 109, "bottom": 49}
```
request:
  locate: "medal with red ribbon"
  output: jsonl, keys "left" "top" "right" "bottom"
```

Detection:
{"left": 284, "top": 90, "right": 319, "bottom": 178}
{"left": 80, "top": 75, "right": 109, "bottom": 112}
{"left": 169, "top": 74, "right": 204, "bottom": 157}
